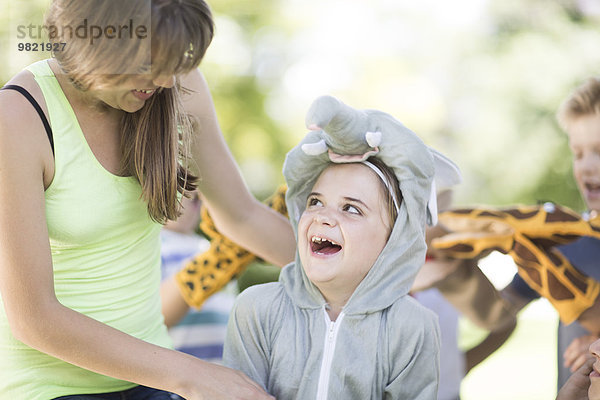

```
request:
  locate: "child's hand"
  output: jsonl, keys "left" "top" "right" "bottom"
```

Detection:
{"left": 556, "top": 357, "right": 593, "bottom": 400}
{"left": 565, "top": 334, "right": 600, "bottom": 372}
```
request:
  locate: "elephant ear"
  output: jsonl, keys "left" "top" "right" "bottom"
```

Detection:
{"left": 426, "top": 148, "right": 462, "bottom": 226}
{"left": 431, "top": 148, "right": 462, "bottom": 190}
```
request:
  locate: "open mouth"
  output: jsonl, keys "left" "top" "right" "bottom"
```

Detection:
{"left": 131, "top": 89, "right": 156, "bottom": 101}
{"left": 310, "top": 236, "right": 342, "bottom": 255}
{"left": 584, "top": 182, "right": 600, "bottom": 201}
{"left": 586, "top": 182, "right": 600, "bottom": 192}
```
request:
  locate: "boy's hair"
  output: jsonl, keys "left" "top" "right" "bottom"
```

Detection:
{"left": 366, "top": 157, "right": 403, "bottom": 228}
{"left": 557, "top": 77, "right": 600, "bottom": 131}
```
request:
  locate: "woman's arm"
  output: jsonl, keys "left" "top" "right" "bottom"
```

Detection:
{"left": 0, "top": 88, "right": 272, "bottom": 400}
{"left": 464, "top": 318, "right": 516, "bottom": 373}
{"left": 180, "top": 69, "right": 296, "bottom": 267}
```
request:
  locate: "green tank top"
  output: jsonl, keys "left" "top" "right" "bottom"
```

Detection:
{"left": 0, "top": 60, "right": 172, "bottom": 399}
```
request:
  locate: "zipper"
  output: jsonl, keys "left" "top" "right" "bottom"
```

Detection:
{"left": 315, "top": 308, "right": 345, "bottom": 400}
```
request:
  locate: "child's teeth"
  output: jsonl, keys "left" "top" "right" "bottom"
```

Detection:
{"left": 311, "top": 236, "right": 340, "bottom": 246}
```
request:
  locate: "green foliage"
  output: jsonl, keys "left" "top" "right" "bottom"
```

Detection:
{"left": 436, "top": 0, "right": 600, "bottom": 210}
{"left": 2, "top": 0, "right": 598, "bottom": 209}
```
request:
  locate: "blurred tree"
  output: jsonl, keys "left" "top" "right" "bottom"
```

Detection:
{"left": 441, "top": 0, "right": 599, "bottom": 210}
{"left": 2, "top": 0, "right": 599, "bottom": 209}
{"left": 196, "top": 1, "right": 295, "bottom": 199}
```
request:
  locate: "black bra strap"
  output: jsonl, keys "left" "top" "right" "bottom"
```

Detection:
{"left": 1, "top": 85, "right": 55, "bottom": 155}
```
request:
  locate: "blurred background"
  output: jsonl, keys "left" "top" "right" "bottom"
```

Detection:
{"left": 3, "top": 0, "right": 600, "bottom": 398}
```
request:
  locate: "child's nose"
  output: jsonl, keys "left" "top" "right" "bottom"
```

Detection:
{"left": 314, "top": 209, "right": 336, "bottom": 226}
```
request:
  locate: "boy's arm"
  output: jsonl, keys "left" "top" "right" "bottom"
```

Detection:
{"left": 464, "top": 318, "right": 516, "bottom": 372}
{"left": 433, "top": 258, "right": 518, "bottom": 331}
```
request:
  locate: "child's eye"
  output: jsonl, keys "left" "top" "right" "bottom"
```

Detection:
{"left": 307, "top": 197, "right": 323, "bottom": 207}
{"left": 343, "top": 204, "right": 362, "bottom": 215}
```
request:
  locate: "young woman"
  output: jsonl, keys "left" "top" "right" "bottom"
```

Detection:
{"left": 0, "top": 0, "right": 294, "bottom": 398}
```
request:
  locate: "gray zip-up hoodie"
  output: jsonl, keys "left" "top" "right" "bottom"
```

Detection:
{"left": 224, "top": 96, "right": 451, "bottom": 400}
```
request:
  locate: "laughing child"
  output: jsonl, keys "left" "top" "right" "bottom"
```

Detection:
{"left": 223, "top": 95, "right": 460, "bottom": 399}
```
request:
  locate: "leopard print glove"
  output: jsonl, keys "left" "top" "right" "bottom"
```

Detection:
{"left": 175, "top": 185, "right": 288, "bottom": 309}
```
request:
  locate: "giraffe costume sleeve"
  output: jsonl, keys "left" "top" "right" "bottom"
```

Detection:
{"left": 175, "top": 185, "right": 289, "bottom": 309}
{"left": 431, "top": 202, "right": 600, "bottom": 324}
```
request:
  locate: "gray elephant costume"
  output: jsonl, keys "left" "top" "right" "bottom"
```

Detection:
{"left": 223, "top": 96, "right": 460, "bottom": 400}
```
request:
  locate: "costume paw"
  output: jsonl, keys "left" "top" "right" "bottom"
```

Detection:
{"left": 176, "top": 185, "right": 289, "bottom": 308}
{"left": 176, "top": 233, "right": 255, "bottom": 309}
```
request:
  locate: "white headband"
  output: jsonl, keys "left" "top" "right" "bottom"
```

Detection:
{"left": 361, "top": 160, "right": 401, "bottom": 216}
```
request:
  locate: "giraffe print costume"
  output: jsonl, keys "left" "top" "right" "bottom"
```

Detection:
{"left": 432, "top": 203, "right": 600, "bottom": 324}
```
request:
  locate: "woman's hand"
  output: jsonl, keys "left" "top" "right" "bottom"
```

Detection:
{"left": 180, "top": 360, "right": 275, "bottom": 400}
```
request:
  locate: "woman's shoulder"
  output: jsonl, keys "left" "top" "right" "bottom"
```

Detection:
{"left": 1, "top": 67, "right": 50, "bottom": 143}
{"left": 1, "top": 67, "right": 46, "bottom": 115}
{"left": 0, "top": 65, "right": 54, "bottom": 186}
{"left": 2, "top": 60, "right": 49, "bottom": 94}
{"left": 4, "top": 65, "right": 39, "bottom": 87}
{"left": 0, "top": 61, "right": 53, "bottom": 128}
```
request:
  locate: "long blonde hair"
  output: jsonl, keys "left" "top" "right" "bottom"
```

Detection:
{"left": 45, "top": 0, "right": 214, "bottom": 223}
